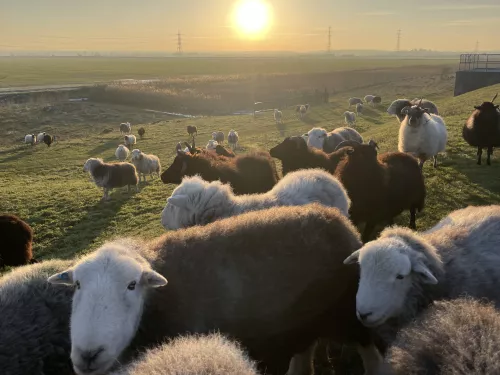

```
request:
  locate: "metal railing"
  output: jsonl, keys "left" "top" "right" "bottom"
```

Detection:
{"left": 459, "top": 54, "right": 500, "bottom": 71}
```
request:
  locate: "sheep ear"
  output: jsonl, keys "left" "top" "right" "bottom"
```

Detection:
{"left": 167, "top": 194, "right": 189, "bottom": 209}
{"left": 401, "top": 106, "right": 410, "bottom": 115}
{"left": 141, "top": 270, "right": 168, "bottom": 288}
{"left": 412, "top": 262, "right": 438, "bottom": 284}
{"left": 47, "top": 269, "right": 74, "bottom": 285}
{"left": 343, "top": 250, "right": 360, "bottom": 265}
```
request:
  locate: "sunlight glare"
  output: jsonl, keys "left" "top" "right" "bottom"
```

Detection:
{"left": 232, "top": 0, "right": 272, "bottom": 39}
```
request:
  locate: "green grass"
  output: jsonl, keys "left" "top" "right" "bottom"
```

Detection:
{"left": 0, "top": 57, "right": 456, "bottom": 87}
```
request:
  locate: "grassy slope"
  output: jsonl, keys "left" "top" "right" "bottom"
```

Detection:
{"left": 0, "top": 57, "right": 456, "bottom": 87}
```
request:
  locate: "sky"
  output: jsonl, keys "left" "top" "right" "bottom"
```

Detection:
{"left": 1, "top": 0, "right": 499, "bottom": 52}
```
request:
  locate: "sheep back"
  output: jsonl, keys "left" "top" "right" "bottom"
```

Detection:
{"left": 324, "top": 127, "right": 363, "bottom": 153}
{"left": 0, "top": 214, "right": 34, "bottom": 267}
{"left": 92, "top": 162, "right": 139, "bottom": 189}
{"left": 463, "top": 106, "right": 500, "bottom": 147}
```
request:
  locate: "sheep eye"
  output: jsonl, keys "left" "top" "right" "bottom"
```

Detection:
{"left": 75, "top": 281, "right": 81, "bottom": 290}
{"left": 127, "top": 281, "right": 137, "bottom": 291}
{"left": 396, "top": 275, "right": 404, "bottom": 280}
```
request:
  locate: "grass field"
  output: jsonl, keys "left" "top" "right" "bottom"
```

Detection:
{"left": 0, "top": 57, "right": 456, "bottom": 87}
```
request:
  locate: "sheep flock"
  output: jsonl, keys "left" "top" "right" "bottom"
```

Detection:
{"left": 5, "top": 89, "right": 500, "bottom": 375}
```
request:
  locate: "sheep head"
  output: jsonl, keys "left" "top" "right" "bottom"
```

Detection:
{"left": 474, "top": 94, "right": 499, "bottom": 111}
{"left": 161, "top": 152, "right": 191, "bottom": 184}
{"left": 401, "top": 104, "right": 429, "bottom": 127}
{"left": 269, "top": 136, "right": 308, "bottom": 160}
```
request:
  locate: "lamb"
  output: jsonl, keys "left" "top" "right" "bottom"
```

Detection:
{"left": 206, "top": 139, "right": 219, "bottom": 150}
{"left": 187, "top": 125, "right": 198, "bottom": 137}
{"left": 212, "top": 131, "right": 224, "bottom": 144}
{"left": 161, "top": 169, "right": 351, "bottom": 230}
{"left": 43, "top": 134, "right": 55, "bottom": 147}
{"left": 130, "top": 149, "right": 161, "bottom": 183}
{"left": 388, "top": 99, "right": 439, "bottom": 123}
{"left": 344, "top": 111, "right": 356, "bottom": 125}
{"left": 349, "top": 97, "right": 363, "bottom": 107}
{"left": 274, "top": 109, "right": 283, "bottom": 124}
{"left": 37, "top": 132, "right": 46, "bottom": 143}
{"left": 356, "top": 103, "right": 364, "bottom": 115}
{"left": 344, "top": 205, "right": 500, "bottom": 346}
{"left": 48, "top": 204, "right": 383, "bottom": 375}
{"left": 124, "top": 134, "right": 137, "bottom": 149}
{"left": 382, "top": 298, "right": 500, "bottom": 375}
{"left": 120, "top": 122, "right": 132, "bottom": 134}
{"left": 115, "top": 144, "right": 130, "bottom": 161}
{"left": 364, "top": 95, "right": 375, "bottom": 104}
{"left": 228, "top": 129, "right": 239, "bottom": 150}
{"left": 0, "top": 259, "right": 75, "bottom": 375}
{"left": 0, "top": 214, "right": 37, "bottom": 267}
{"left": 398, "top": 100, "right": 447, "bottom": 169}
{"left": 83, "top": 158, "right": 139, "bottom": 200}
{"left": 462, "top": 93, "right": 500, "bottom": 165}
{"left": 333, "top": 139, "right": 426, "bottom": 242}
{"left": 307, "top": 127, "right": 364, "bottom": 153}
{"left": 161, "top": 149, "right": 279, "bottom": 195}
{"left": 137, "top": 127, "right": 145, "bottom": 139}
{"left": 24, "top": 134, "right": 36, "bottom": 146}
{"left": 111, "top": 334, "right": 259, "bottom": 375}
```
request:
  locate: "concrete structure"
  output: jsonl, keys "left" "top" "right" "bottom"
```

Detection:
{"left": 455, "top": 54, "right": 500, "bottom": 96}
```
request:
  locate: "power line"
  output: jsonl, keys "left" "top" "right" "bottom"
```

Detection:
{"left": 327, "top": 26, "right": 331, "bottom": 53}
{"left": 177, "top": 30, "right": 183, "bottom": 55}
{"left": 474, "top": 40, "right": 479, "bottom": 53}
{"left": 396, "top": 29, "right": 401, "bottom": 52}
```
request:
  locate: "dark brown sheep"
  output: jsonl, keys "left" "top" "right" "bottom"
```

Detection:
{"left": 161, "top": 149, "right": 279, "bottom": 195}
{"left": 43, "top": 134, "right": 54, "bottom": 147}
{"left": 0, "top": 214, "right": 36, "bottom": 267}
{"left": 187, "top": 125, "right": 198, "bottom": 137}
{"left": 137, "top": 127, "right": 145, "bottom": 139}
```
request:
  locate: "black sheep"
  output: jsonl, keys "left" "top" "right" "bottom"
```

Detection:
{"left": 138, "top": 127, "right": 146, "bottom": 139}
{"left": 43, "top": 134, "right": 54, "bottom": 147}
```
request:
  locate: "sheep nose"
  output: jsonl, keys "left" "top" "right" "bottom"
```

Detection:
{"left": 75, "top": 347, "right": 105, "bottom": 373}
{"left": 357, "top": 311, "right": 373, "bottom": 322}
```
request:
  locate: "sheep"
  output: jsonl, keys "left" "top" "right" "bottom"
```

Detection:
{"left": 175, "top": 142, "right": 190, "bottom": 154}
{"left": 215, "top": 144, "right": 236, "bottom": 157}
{"left": 161, "top": 149, "right": 279, "bottom": 195}
{"left": 228, "top": 129, "right": 239, "bottom": 150}
{"left": 115, "top": 144, "right": 130, "bottom": 161}
{"left": 398, "top": 100, "right": 447, "bottom": 169}
{"left": 349, "top": 97, "right": 363, "bottom": 107}
{"left": 124, "top": 134, "right": 137, "bottom": 149}
{"left": 364, "top": 95, "right": 375, "bottom": 104}
{"left": 137, "top": 127, "right": 145, "bottom": 139}
{"left": 0, "top": 259, "right": 75, "bottom": 375}
{"left": 344, "top": 205, "right": 500, "bottom": 346}
{"left": 111, "top": 334, "right": 259, "bottom": 375}
{"left": 356, "top": 103, "right": 364, "bottom": 116}
{"left": 37, "top": 132, "right": 46, "bottom": 143}
{"left": 24, "top": 133, "right": 36, "bottom": 146}
{"left": 411, "top": 98, "right": 439, "bottom": 115}
{"left": 296, "top": 104, "right": 308, "bottom": 119}
{"left": 130, "top": 149, "right": 161, "bottom": 183}
{"left": 274, "top": 109, "right": 283, "bottom": 124}
{"left": 344, "top": 111, "right": 356, "bottom": 125}
{"left": 382, "top": 298, "right": 500, "bottom": 375}
{"left": 120, "top": 122, "right": 132, "bottom": 134}
{"left": 206, "top": 139, "right": 219, "bottom": 150}
{"left": 83, "top": 158, "right": 139, "bottom": 200}
{"left": 333, "top": 139, "right": 426, "bottom": 242}
{"left": 187, "top": 125, "right": 198, "bottom": 137}
{"left": 48, "top": 204, "right": 383, "bottom": 375}
{"left": 161, "top": 169, "right": 351, "bottom": 230}
{"left": 0, "top": 214, "right": 37, "bottom": 267}
{"left": 372, "top": 96, "right": 382, "bottom": 106}
{"left": 43, "top": 134, "right": 55, "bottom": 147}
{"left": 388, "top": 99, "right": 439, "bottom": 123}
{"left": 212, "top": 131, "right": 224, "bottom": 144}
{"left": 462, "top": 93, "right": 500, "bottom": 165}
{"left": 307, "top": 127, "right": 364, "bottom": 153}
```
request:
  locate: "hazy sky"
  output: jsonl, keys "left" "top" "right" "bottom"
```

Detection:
{"left": 1, "top": 0, "right": 499, "bottom": 52}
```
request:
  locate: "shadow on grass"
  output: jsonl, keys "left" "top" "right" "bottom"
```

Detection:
{"left": 87, "top": 138, "right": 122, "bottom": 156}
{"left": 301, "top": 116, "right": 321, "bottom": 125}
{"left": 0, "top": 147, "right": 36, "bottom": 163}
{"left": 275, "top": 122, "right": 287, "bottom": 137}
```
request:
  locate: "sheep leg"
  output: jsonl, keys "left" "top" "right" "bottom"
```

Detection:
{"left": 477, "top": 147, "right": 482, "bottom": 165}
{"left": 487, "top": 146, "right": 493, "bottom": 166}
{"left": 286, "top": 341, "right": 317, "bottom": 375}
{"left": 433, "top": 155, "right": 438, "bottom": 168}
{"left": 362, "top": 222, "right": 376, "bottom": 243}
{"left": 357, "top": 343, "right": 383, "bottom": 375}
{"left": 409, "top": 207, "right": 417, "bottom": 229}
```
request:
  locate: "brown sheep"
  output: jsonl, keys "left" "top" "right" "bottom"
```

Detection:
{"left": 0, "top": 214, "right": 37, "bottom": 267}
{"left": 137, "top": 127, "right": 145, "bottom": 139}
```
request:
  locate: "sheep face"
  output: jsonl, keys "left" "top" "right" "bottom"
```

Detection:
{"left": 344, "top": 238, "right": 438, "bottom": 327}
{"left": 269, "top": 136, "right": 308, "bottom": 160}
{"left": 130, "top": 149, "right": 143, "bottom": 161}
{"left": 83, "top": 158, "right": 102, "bottom": 173}
{"left": 402, "top": 105, "right": 429, "bottom": 128}
{"left": 161, "top": 152, "right": 191, "bottom": 184}
{"left": 474, "top": 102, "right": 499, "bottom": 112}
{"left": 47, "top": 242, "right": 167, "bottom": 375}
{"left": 306, "top": 128, "right": 327, "bottom": 150}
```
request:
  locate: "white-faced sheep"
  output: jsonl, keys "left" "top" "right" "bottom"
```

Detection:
{"left": 296, "top": 104, "right": 308, "bottom": 119}
{"left": 212, "top": 131, "right": 224, "bottom": 144}
{"left": 111, "top": 334, "right": 259, "bottom": 375}
{"left": 206, "top": 139, "right": 219, "bottom": 150}
{"left": 344, "top": 111, "right": 356, "bottom": 125}
{"left": 364, "top": 95, "right": 375, "bottom": 104}
{"left": 388, "top": 99, "right": 439, "bottom": 123}
{"left": 462, "top": 93, "right": 500, "bottom": 165}
{"left": 130, "top": 149, "right": 161, "bottom": 183}
{"left": 161, "top": 169, "right": 351, "bottom": 230}
{"left": 48, "top": 205, "right": 383, "bottom": 375}
{"left": 349, "top": 97, "right": 363, "bottom": 107}
{"left": 43, "top": 134, "right": 55, "bottom": 147}
{"left": 274, "top": 109, "right": 283, "bottom": 124}
{"left": 1, "top": 259, "right": 75, "bottom": 374}
{"left": 137, "top": 127, "right": 145, "bottom": 139}
{"left": 24, "top": 134, "right": 36, "bottom": 146}
{"left": 124, "top": 135, "right": 137, "bottom": 149}
{"left": 356, "top": 103, "right": 364, "bottom": 116}
{"left": 115, "top": 144, "right": 130, "bottom": 161}
{"left": 344, "top": 205, "right": 500, "bottom": 346}
{"left": 37, "top": 132, "right": 46, "bottom": 143}
{"left": 83, "top": 158, "right": 139, "bottom": 200}
{"left": 120, "top": 122, "right": 132, "bottom": 134}
{"left": 307, "top": 127, "right": 364, "bottom": 153}
{"left": 0, "top": 214, "right": 37, "bottom": 267}
{"left": 228, "top": 129, "right": 239, "bottom": 150}
{"left": 398, "top": 100, "right": 447, "bottom": 169}
{"left": 382, "top": 298, "right": 500, "bottom": 375}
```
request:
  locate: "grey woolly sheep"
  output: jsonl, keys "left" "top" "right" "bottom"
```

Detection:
{"left": 115, "top": 144, "right": 130, "bottom": 161}
{"left": 124, "top": 135, "right": 137, "bottom": 149}
{"left": 0, "top": 259, "right": 75, "bottom": 375}
{"left": 48, "top": 205, "right": 383, "bottom": 375}
{"left": 383, "top": 298, "right": 500, "bottom": 375}
{"left": 344, "top": 111, "right": 356, "bottom": 125}
{"left": 356, "top": 103, "right": 364, "bottom": 115}
{"left": 111, "top": 334, "right": 259, "bottom": 375}
{"left": 345, "top": 205, "right": 500, "bottom": 346}
{"left": 130, "top": 149, "right": 161, "bottom": 183}
{"left": 161, "top": 168, "right": 351, "bottom": 230}
{"left": 0, "top": 214, "right": 36, "bottom": 267}
{"left": 349, "top": 97, "right": 363, "bottom": 107}
{"left": 228, "top": 129, "right": 239, "bottom": 150}
{"left": 364, "top": 95, "right": 375, "bottom": 104}
{"left": 274, "top": 109, "right": 283, "bottom": 124}
{"left": 212, "top": 131, "right": 224, "bottom": 144}
{"left": 388, "top": 99, "right": 439, "bottom": 123}
{"left": 307, "top": 127, "right": 364, "bottom": 153}
{"left": 120, "top": 122, "right": 132, "bottom": 134}
{"left": 24, "top": 134, "right": 36, "bottom": 146}
{"left": 83, "top": 158, "right": 139, "bottom": 200}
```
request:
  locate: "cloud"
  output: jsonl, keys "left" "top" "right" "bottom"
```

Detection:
{"left": 429, "top": 4, "right": 500, "bottom": 10}
{"left": 361, "top": 11, "right": 395, "bottom": 16}
{"left": 444, "top": 17, "right": 500, "bottom": 26}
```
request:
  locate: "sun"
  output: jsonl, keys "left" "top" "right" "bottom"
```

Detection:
{"left": 232, "top": 0, "right": 272, "bottom": 38}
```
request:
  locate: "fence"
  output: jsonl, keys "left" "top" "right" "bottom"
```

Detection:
{"left": 459, "top": 54, "right": 500, "bottom": 72}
